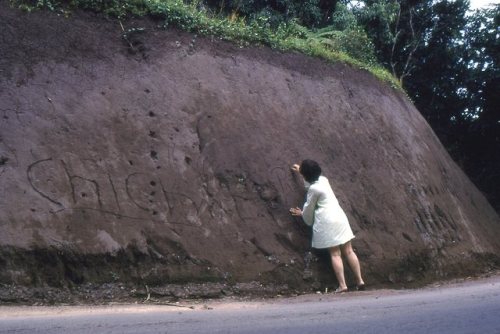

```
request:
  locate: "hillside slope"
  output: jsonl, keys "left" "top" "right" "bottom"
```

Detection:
{"left": 1, "top": 3, "right": 499, "bottom": 300}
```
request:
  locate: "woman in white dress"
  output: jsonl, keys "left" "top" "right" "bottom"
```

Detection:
{"left": 290, "top": 159, "right": 365, "bottom": 293}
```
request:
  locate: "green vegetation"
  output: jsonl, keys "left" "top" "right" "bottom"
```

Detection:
{"left": 10, "top": 0, "right": 401, "bottom": 89}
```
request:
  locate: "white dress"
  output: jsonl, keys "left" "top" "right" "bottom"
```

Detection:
{"left": 302, "top": 176, "right": 355, "bottom": 249}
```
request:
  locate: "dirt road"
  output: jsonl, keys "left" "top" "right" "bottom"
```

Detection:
{"left": 1, "top": 275, "right": 499, "bottom": 333}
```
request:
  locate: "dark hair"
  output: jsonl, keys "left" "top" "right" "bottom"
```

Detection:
{"left": 300, "top": 159, "right": 322, "bottom": 183}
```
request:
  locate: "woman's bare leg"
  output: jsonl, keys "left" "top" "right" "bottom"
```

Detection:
{"left": 340, "top": 241, "right": 365, "bottom": 286}
{"left": 329, "top": 246, "right": 348, "bottom": 291}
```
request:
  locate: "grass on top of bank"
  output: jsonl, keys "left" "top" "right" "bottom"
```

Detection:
{"left": 12, "top": 0, "right": 402, "bottom": 90}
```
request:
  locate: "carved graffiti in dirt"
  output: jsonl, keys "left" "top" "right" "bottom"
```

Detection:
{"left": 27, "top": 157, "right": 295, "bottom": 228}
{"left": 27, "top": 158, "right": 66, "bottom": 207}
{"left": 27, "top": 157, "right": 204, "bottom": 226}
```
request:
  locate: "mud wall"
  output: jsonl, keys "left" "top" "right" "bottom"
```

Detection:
{"left": 1, "top": 4, "right": 499, "bottom": 291}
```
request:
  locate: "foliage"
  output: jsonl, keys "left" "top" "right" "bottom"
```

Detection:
{"left": 404, "top": 0, "right": 470, "bottom": 132}
{"left": 13, "top": 0, "right": 59, "bottom": 12}
{"left": 329, "top": 1, "right": 358, "bottom": 30}
{"left": 462, "top": 5, "right": 500, "bottom": 119}
{"left": 72, "top": 0, "right": 150, "bottom": 18}
{"left": 310, "top": 3, "right": 377, "bottom": 65}
{"left": 353, "top": 0, "right": 431, "bottom": 86}
{"left": 12, "top": 0, "right": 149, "bottom": 16}
{"left": 202, "top": 0, "right": 327, "bottom": 28}
{"left": 367, "top": 0, "right": 500, "bottom": 211}
{"left": 452, "top": 4, "right": 500, "bottom": 210}
{"left": 10, "top": 0, "right": 399, "bottom": 88}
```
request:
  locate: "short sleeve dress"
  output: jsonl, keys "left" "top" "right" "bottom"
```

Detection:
{"left": 301, "top": 175, "right": 355, "bottom": 249}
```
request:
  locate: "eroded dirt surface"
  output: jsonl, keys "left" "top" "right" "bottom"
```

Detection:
{"left": 1, "top": 2, "right": 499, "bottom": 303}
{"left": 1, "top": 271, "right": 499, "bottom": 314}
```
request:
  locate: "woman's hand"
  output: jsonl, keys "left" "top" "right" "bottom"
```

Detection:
{"left": 291, "top": 164, "right": 300, "bottom": 173}
{"left": 289, "top": 207, "right": 302, "bottom": 216}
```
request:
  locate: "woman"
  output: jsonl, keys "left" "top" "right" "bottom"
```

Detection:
{"left": 290, "top": 159, "right": 365, "bottom": 293}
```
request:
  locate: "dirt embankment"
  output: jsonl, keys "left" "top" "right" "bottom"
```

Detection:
{"left": 1, "top": 3, "right": 499, "bottom": 304}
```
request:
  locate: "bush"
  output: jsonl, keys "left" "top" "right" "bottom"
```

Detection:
{"left": 311, "top": 27, "right": 377, "bottom": 65}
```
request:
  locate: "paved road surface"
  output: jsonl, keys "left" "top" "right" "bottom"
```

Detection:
{"left": 1, "top": 276, "right": 499, "bottom": 334}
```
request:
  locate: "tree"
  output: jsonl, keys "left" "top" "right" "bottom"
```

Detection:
{"left": 399, "top": 1, "right": 500, "bottom": 211}
{"left": 353, "top": 0, "right": 433, "bottom": 86}
{"left": 310, "top": 3, "right": 377, "bottom": 64}
{"left": 457, "top": 5, "right": 500, "bottom": 210}
{"left": 202, "top": 0, "right": 331, "bottom": 28}
{"left": 404, "top": 0, "right": 469, "bottom": 133}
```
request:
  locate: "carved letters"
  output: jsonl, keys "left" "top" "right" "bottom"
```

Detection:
{"left": 27, "top": 158, "right": 293, "bottom": 227}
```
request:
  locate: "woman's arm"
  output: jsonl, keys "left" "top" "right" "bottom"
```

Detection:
{"left": 301, "top": 188, "right": 319, "bottom": 226}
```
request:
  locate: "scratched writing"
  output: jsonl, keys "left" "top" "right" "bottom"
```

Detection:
{"left": 27, "top": 158, "right": 204, "bottom": 226}
{"left": 26, "top": 157, "right": 297, "bottom": 228}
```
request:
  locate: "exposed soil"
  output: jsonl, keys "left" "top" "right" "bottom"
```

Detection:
{"left": 1, "top": 3, "right": 500, "bottom": 304}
